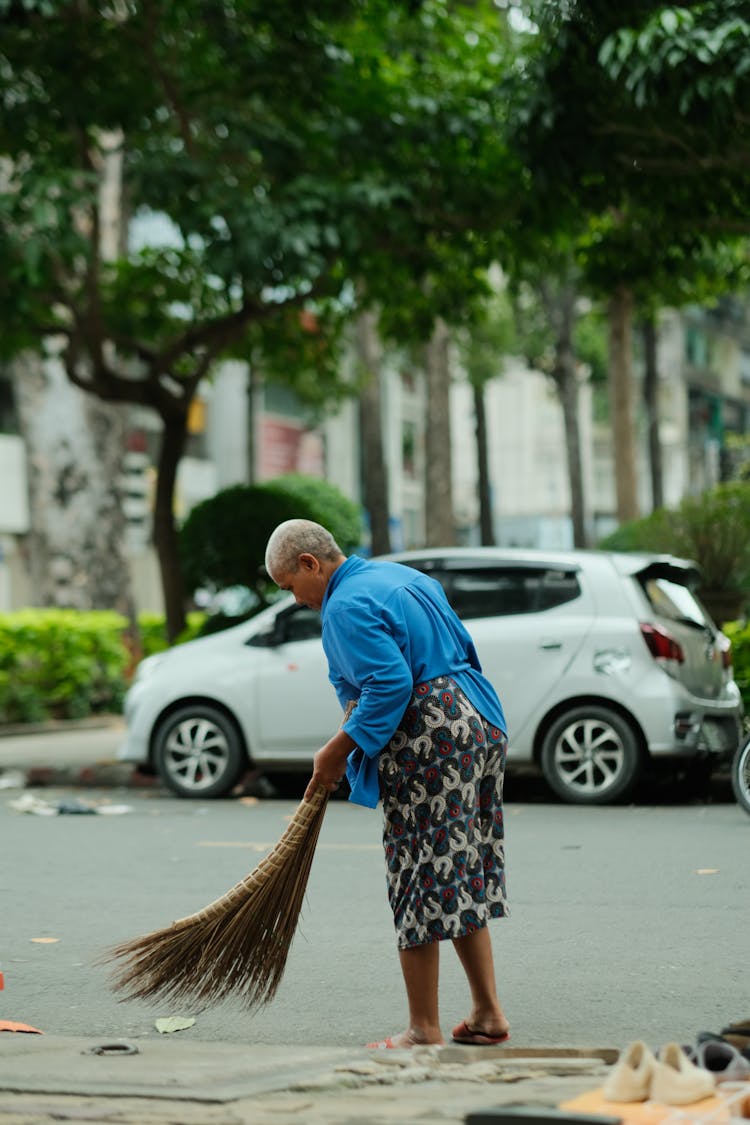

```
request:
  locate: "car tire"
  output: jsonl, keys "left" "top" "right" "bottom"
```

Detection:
{"left": 731, "top": 737, "right": 750, "bottom": 816}
{"left": 153, "top": 704, "right": 247, "bottom": 798}
{"left": 540, "top": 705, "right": 642, "bottom": 805}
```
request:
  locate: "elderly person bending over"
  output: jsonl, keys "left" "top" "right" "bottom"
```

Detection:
{"left": 264, "top": 518, "right": 510, "bottom": 1050}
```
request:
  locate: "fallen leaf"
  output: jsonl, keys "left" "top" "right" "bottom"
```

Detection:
{"left": 0, "top": 1020, "right": 44, "bottom": 1034}
{"left": 154, "top": 1016, "right": 196, "bottom": 1034}
{"left": 30, "top": 938, "right": 59, "bottom": 944}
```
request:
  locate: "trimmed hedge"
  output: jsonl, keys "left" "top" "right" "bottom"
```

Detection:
{"left": 179, "top": 475, "right": 364, "bottom": 606}
{"left": 0, "top": 609, "right": 130, "bottom": 724}
{"left": 0, "top": 609, "right": 206, "bottom": 724}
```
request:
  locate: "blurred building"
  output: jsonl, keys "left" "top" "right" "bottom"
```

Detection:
{"left": 2, "top": 298, "right": 750, "bottom": 612}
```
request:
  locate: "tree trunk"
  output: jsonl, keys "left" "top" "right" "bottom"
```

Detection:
{"left": 556, "top": 363, "right": 587, "bottom": 548}
{"left": 473, "top": 381, "right": 495, "bottom": 545}
{"left": 608, "top": 287, "right": 639, "bottom": 522}
{"left": 552, "top": 289, "right": 587, "bottom": 548}
{"left": 641, "top": 314, "right": 664, "bottom": 512}
{"left": 423, "top": 318, "right": 457, "bottom": 546}
{"left": 246, "top": 365, "right": 262, "bottom": 485}
{"left": 539, "top": 279, "right": 588, "bottom": 548}
{"left": 13, "top": 350, "right": 136, "bottom": 618}
{"left": 354, "top": 312, "right": 391, "bottom": 556}
{"left": 152, "top": 411, "right": 189, "bottom": 642}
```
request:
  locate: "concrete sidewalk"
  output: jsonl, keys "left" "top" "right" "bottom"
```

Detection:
{"left": 0, "top": 1034, "right": 616, "bottom": 1124}
{"left": 0, "top": 718, "right": 156, "bottom": 792}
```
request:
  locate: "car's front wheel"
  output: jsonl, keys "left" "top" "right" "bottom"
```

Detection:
{"left": 153, "top": 704, "right": 247, "bottom": 798}
{"left": 540, "top": 705, "right": 642, "bottom": 805}
{"left": 731, "top": 737, "right": 750, "bottom": 816}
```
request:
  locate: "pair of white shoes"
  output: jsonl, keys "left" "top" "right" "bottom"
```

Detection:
{"left": 603, "top": 1040, "right": 716, "bottom": 1106}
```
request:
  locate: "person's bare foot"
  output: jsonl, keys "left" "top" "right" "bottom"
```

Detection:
{"left": 367, "top": 1027, "right": 445, "bottom": 1048}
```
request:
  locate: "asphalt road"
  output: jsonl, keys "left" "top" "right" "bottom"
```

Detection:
{"left": 2, "top": 725, "right": 748, "bottom": 1054}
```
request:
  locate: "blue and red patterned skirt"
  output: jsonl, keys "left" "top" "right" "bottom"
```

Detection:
{"left": 378, "top": 675, "right": 508, "bottom": 949}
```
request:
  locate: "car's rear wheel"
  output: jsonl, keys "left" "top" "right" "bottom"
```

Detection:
{"left": 731, "top": 737, "right": 750, "bottom": 816}
{"left": 540, "top": 705, "right": 641, "bottom": 805}
{"left": 153, "top": 704, "right": 247, "bottom": 798}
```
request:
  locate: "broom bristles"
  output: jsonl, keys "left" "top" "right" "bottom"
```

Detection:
{"left": 102, "top": 785, "right": 330, "bottom": 1011}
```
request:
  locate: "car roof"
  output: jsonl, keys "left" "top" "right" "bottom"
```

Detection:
{"left": 380, "top": 545, "right": 701, "bottom": 580}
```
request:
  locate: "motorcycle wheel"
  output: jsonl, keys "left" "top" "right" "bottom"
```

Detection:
{"left": 731, "top": 737, "right": 750, "bottom": 816}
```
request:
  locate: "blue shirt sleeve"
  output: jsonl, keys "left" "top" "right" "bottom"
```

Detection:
{"left": 323, "top": 599, "right": 414, "bottom": 758}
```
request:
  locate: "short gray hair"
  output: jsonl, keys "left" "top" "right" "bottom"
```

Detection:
{"left": 265, "top": 519, "right": 343, "bottom": 579}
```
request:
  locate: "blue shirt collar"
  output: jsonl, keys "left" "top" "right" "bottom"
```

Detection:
{"left": 322, "top": 555, "right": 365, "bottom": 615}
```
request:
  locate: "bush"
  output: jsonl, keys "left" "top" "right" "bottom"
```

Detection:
{"left": 265, "top": 473, "right": 363, "bottom": 553}
{"left": 137, "top": 611, "right": 206, "bottom": 657}
{"left": 723, "top": 619, "right": 750, "bottom": 719}
{"left": 179, "top": 476, "right": 363, "bottom": 606}
{"left": 180, "top": 484, "right": 302, "bottom": 603}
{"left": 0, "top": 609, "right": 130, "bottom": 724}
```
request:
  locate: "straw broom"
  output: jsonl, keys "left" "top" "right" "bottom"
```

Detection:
{"left": 103, "top": 783, "right": 331, "bottom": 1011}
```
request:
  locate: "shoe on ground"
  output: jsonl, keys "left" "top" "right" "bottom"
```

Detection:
{"left": 693, "top": 1039, "right": 750, "bottom": 1083}
{"left": 602, "top": 1040, "right": 656, "bottom": 1102}
{"left": 651, "top": 1042, "right": 716, "bottom": 1106}
{"left": 697, "top": 1030, "right": 750, "bottom": 1063}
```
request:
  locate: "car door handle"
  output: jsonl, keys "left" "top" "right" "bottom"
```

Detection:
{"left": 539, "top": 639, "right": 563, "bottom": 650}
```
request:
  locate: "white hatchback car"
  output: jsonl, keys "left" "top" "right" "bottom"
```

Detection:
{"left": 118, "top": 547, "right": 743, "bottom": 805}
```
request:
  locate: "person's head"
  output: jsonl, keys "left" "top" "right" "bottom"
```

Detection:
{"left": 264, "top": 519, "right": 345, "bottom": 610}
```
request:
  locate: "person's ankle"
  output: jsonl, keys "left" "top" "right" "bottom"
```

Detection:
{"left": 468, "top": 1008, "right": 509, "bottom": 1035}
{"left": 408, "top": 1024, "right": 445, "bottom": 1046}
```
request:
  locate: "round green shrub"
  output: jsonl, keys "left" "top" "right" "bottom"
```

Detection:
{"left": 179, "top": 477, "right": 363, "bottom": 604}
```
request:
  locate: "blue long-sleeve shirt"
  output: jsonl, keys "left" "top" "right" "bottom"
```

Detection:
{"left": 321, "top": 556, "right": 507, "bottom": 808}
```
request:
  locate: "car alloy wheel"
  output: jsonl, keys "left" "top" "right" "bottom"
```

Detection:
{"left": 540, "top": 705, "right": 641, "bottom": 805}
{"left": 153, "top": 704, "right": 246, "bottom": 798}
{"left": 732, "top": 738, "right": 750, "bottom": 816}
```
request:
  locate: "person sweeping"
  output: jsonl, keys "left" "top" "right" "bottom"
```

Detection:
{"left": 264, "top": 519, "right": 511, "bottom": 1049}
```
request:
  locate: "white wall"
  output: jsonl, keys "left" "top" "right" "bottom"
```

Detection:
{"left": 0, "top": 434, "right": 30, "bottom": 534}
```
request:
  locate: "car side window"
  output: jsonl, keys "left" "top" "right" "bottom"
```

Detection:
{"left": 447, "top": 567, "right": 581, "bottom": 619}
{"left": 276, "top": 606, "right": 323, "bottom": 643}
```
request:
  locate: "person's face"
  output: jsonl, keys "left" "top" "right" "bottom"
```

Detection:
{"left": 273, "top": 553, "right": 328, "bottom": 610}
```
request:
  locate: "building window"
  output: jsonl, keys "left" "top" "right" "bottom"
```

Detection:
{"left": 402, "top": 421, "right": 416, "bottom": 479}
{"left": 0, "top": 370, "right": 18, "bottom": 434}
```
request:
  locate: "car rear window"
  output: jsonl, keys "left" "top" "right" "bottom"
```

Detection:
{"left": 641, "top": 574, "right": 711, "bottom": 630}
{"left": 442, "top": 567, "right": 581, "bottom": 619}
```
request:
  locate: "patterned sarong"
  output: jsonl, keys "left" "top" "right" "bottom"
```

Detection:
{"left": 378, "top": 675, "right": 508, "bottom": 949}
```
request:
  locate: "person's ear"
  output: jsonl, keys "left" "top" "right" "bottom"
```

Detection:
{"left": 298, "top": 553, "right": 318, "bottom": 572}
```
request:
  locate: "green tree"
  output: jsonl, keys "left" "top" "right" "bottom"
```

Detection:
{"left": 505, "top": 1, "right": 750, "bottom": 525}
{"left": 0, "top": 0, "right": 513, "bottom": 639}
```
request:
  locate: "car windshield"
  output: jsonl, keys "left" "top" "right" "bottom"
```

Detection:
{"left": 642, "top": 575, "right": 711, "bottom": 631}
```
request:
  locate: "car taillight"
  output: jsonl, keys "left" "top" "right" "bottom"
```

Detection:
{"left": 717, "top": 633, "right": 733, "bottom": 670}
{"left": 640, "top": 623, "right": 685, "bottom": 663}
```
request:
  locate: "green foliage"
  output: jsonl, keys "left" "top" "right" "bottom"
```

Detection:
{"left": 266, "top": 473, "right": 363, "bottom": 553}
{"left": 179, "top": 477, "right": 363, "bottom": 602}
{"left": 0, "top": 609, "right": 129, "bottom": 724}
{"left": 508, "top": 1, "right": 750, "bottom": 315}
{"left": 598, "top": 481, "right": 750, "bottom": 595}
{"left": 600, "top": 3, "right": 750, "bottom": 117}
{"left": 136, "top": 612, "right": 206, "bottom": 658}
{"left": 180, "top": 484, "right": 298, "bottom": 600}
{"left": 457, "top": 287, "right": 517, "bottom": 390}
{"left": 0, "top": 0, "right": 516, "bottom": 374}
{"left": 723, "top": 619, "right": 750, "bottom": 715}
